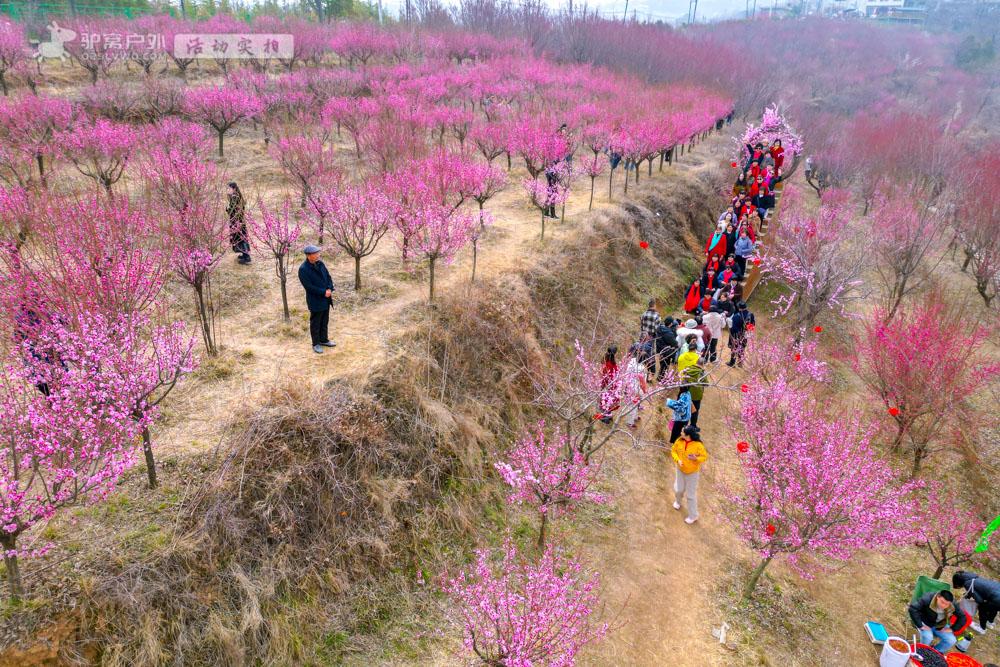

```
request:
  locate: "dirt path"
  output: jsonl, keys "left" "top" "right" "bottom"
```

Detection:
{"left": 155, "top": 130, "right": 734, "bottom": 457}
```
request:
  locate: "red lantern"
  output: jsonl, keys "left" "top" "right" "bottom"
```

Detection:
{"left": 794, "top": 353, "right": 801, "bottom": 361}
{"left": 730, "top": 161, "right": 738, "bottom": 168}
{"left": 888, "top": 407, "right": 900, "bottom": 416}
{"left": 592, "top": 414, "right": 602, "bottom": 421}
{"left": 752, "top": 257, "right": 762, "bottom": 266}
{"left": 740, "top": 384, "right": 749, "bottom": 393}
{"left": 736, "top": 441, "right": 749, "bottom": 453}
{"left": 766, "top": 524, "right": 776, "bottom": 535}
{"left": 814, "top": 325, "right": 823, "bottom": 333}
{"left": 639, "top": 241, "right": 649, "bottom": 249}
{"left": 746, "top": 323, "right": 756, "bottom": 332}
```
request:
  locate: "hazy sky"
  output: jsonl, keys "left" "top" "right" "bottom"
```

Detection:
{"left": 379, "top": 0, "right": 761, "bottom": 26}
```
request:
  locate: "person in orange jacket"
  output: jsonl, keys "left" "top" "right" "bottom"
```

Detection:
{"left": 671, "top": 425, "right": 708, "bottom": 524}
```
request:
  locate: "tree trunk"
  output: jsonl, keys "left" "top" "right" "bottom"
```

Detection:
{"left": 217, "top": 131, "right": 225, "bottom": 158}
{"left": 540, "top": 211, "right": 545, "bottom": 240}
{"left": 428, "top": 257, "right": 436, "bottom": 301}
{"left": 279, "top": 275, "right": 290, "bottom": 321}
{"left": 589, "top": 177, "right": 595, "bottom": 211}
{"left": 470, "top": 239, "right": 478, "bottom": 284}
{"left": 608, "top": 168, "right": 614, "bottom": 200}
{"left": 933, "top": 563, "right": 945, "bottom": 580}
{"left": 0, "top": 534, "right": 23, "bottom": 601}
{"left": 354, "top": 255, "right": 362, "bottom": 291}
{"left": 911, "top": 444, "right": 925, "bottom": 478}
{"left": 648, "top": 158, "right": 653, "bottom": 177}
{"left": 537, "top": 511, "right": 548, "bottom": 550}
{"left": 0, "top": 72, "right": 8, "bottom": 96}
{"left": 624, "top": 166, "right": 630, "bottom": 195}
{"left": 194, "top": 282, "right": 217, "bottom": 356}
{"left": 142, "top": 426, "right": 157, "bottom": 489}
{"left": 741, "top": 555, "right": 773, "bottom": 602}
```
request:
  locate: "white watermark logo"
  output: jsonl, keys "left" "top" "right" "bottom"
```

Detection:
{"left": 173, "top": 34, "right": 294, "bottom": 59}
{"left": 35, "top": 21, "right": 76, "bottom": 61}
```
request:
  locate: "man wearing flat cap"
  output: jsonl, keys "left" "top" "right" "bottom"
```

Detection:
{"left": 298, "top": 245, "right": 335, "bottom": 354}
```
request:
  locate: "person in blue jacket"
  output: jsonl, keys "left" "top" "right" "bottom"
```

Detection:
{"left": 298, "top": 245, "right": 336, "bottom": 354}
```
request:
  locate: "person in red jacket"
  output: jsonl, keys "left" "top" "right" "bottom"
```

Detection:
{"left": 599, "top": 345, "right": 620, "bottom": 424}
{"left": 705, "top": 228, "right": 728, "bottom": 263}
{"left": 769, "top": 139, "right": 785, "bottom": 171}
{"left": 683, "top": 280, "right": 701, "bottom": 313}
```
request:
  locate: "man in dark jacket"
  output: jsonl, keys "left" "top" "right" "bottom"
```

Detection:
{"left": 654, "top": 320, "right": 678, "bottom": 381}
{"left": 726, "top": 301, "right": 755, "bottom": 368}
{"left": 908, "top": 590, "right": 970, "bottom": 653}
{"left": 954, "top": 570, "right": 1000, "bottom": 632}
{"left": 298, "top": 245, "right": 335, "bottom": 354}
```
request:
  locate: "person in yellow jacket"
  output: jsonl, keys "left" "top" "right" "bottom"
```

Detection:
{"left": 677, "top": 338, "right": 701, "bottom": 374}
{"left": 671, "top": 425, "right": 708, "bottom": 525}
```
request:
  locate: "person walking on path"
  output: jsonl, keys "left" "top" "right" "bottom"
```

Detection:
{"left": 623, "top": 344, "right": 649, "bottom": 428}
{"left": 682, "top": 361, "right": 707, "bottom": 426}
{"left": 599, "top": 345, "right": 620, "bottom": 424}
{"left": 298, "top": 245, "right": 336, "bottom": 354}
{"left": 666, "top": 387, "right": 693, "bottom": 443}
{"left": 727, "top": 301, "right": 755, "bottom": 367}
{"left": 227, "top": 182, "right": 251, "bottom": 265}
{"left": 640, "top": 299, "right": 661, "bottom": 340}
{"left": 702, "top": 307, "right": 726, "bottom": 363}
{"left": 671, "top": 425, "right": 707, "bottom": 525}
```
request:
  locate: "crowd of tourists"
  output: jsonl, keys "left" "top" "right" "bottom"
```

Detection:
{"left": 594, "top": 152, "right": 766, "bottom": 527}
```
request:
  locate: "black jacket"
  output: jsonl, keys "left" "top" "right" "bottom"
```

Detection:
{"left": 298, "top": 259, "right": 334, "bottom": 312}
{"left": 908, "top": 592, "right": 971, "bottom": 632}
{"left": 730, "top": 309, "right": 755, "bottom": 338}
{"left": 654, "top": 323, "right": 678, "bottom": 359}
{"left": 955, "top": 571, "right": 1000, "bottom": 608}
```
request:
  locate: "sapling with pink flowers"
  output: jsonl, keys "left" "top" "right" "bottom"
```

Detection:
{"left": 495, "top": 422, "right": 606, "bottom": 548}
{"left": 270, "top": 136, "right": 337, "bottom": 208}
{"left": 0, "top": 19, "right": 26, "bottom": 96}
{"left": 250, "top": 198, "right": 302, "bottom": 320}
{"left": 467, "top": 160, "right": 507, "bottom": 282}
{"left": 316, "top": 183, "right": 392, "bottom": 291}
{"left": 57, "top": 119, "right": 136, "bottom": 196}
{"left": 444, "top": 539, "right": 608, "bottom": 667}
{"left": 183, "top": 86, "right": 264, "bottom": 157}
{"left": 0, "top": 309, "right": 156, "bottom": 599}
{"left": 918, "top": 484, "right": 984, "bottom": 580}
{"left": 758, "top": 188, "right": 871, "bottom": 335}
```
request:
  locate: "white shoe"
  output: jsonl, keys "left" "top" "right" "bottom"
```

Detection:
{"left": 987, "top": 621, "right": 996, "bottom": 630}
{"left": 672, "top": 502, "right": 681, "bottom": 510}
{"left": 971, "top": 623, "right": 986, "bottom": 634}
{"left": 685, "top": 517, "right": 698, "bottom": 525}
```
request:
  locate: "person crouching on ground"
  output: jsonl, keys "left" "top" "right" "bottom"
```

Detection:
{"left": 908, "top": 589, "right": 971, "bottom": 654}
{"left": 298, "top": 245, "right": 336, "bottom": 354}
{"left": 671, "top": 425, "right": 707, "bottom": 525}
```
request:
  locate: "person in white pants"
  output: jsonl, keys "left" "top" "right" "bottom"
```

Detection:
{"left": 671, "top": 425, "right": 708, "bottom": 524}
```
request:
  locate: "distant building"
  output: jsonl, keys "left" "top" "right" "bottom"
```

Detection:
{"left": 859, "top": 0, "right": 928, "bottom": 23}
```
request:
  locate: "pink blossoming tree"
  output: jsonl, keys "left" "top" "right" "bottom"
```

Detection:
{"left": 56, "top": 119, "right": 136, "bottom": 196}
{"left": 445, "top": 539, "right": 608, "bottom": 666}
{"left": 0, "top": 310, "right": 155, "bottom": 599}
{"left": 317, "top": 183, "right": 392, "bottom": 291}
{"left": 759, "top": 188, "right": 871, "bottom": 335}
{"left": 249, "top": 198, "right": 302, "bottom": 321}
{"left": 854, "top": 293, "right": 1000, "bottom": 476}
{"left": 495, "top": 422, "right": 606, "bottom": 548}
{"left": 183, "top": 85, "right": 264, "bottom": 157}
{"left": 726, "top": 356, "right": 922, "bottom": 601}
{"left": 918, "top": 484, "right": 984, "bottom": 580}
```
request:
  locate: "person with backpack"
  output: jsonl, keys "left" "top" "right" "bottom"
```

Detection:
{"left": 666, "top": 387, "right": 693, "bottom": 443}
{"left": 654, "top": 320, "right": 679, "bottom": 380}
{"left": 682, "top": 361, "right": 707, "bottom": 426}
{"left": 727, "top": 301, "right": 756, "bottom": 367}
{"left": 671, "top": 425, "right": 707, "bottom": 525}
{"left": 953, "top": 570, "right": 1000, "bottom": 633}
